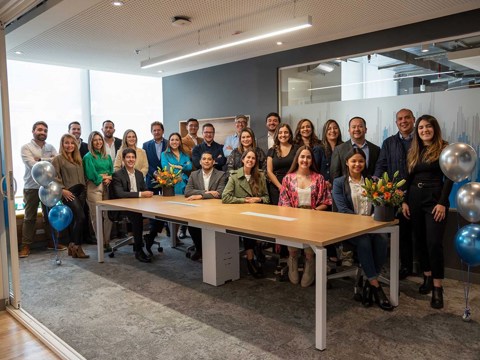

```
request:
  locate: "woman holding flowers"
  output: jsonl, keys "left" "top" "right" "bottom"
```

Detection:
{"left": 332, "top": 148, "right": 393, "bottom": 311}
{"left": 160, "top": 132, "right": 192, "bottom": 195}
{"left": 401, "top": 115, "right": 453, "bottom": 309}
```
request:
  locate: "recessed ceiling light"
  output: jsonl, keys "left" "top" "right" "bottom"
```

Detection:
{"left": 14, "top": 51, "right": 23, "bottom": 55}
{"left": 111, "top": 1, "right": 124, "bottom": 6}
{"left": 157, "top": 70, "right": 163, "bottom": 73}
{"left": 276, "top": 41, "right": 283, "bottom": 46}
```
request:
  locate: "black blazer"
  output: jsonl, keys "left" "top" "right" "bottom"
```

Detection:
{"left": 112, "top": 167, "right": 148, "bottom": 199}
{"left": 114, "top": 137, "right": 122, "bottom": 154}
{"left": 330, "top": 140, "right": 380, "bottom": 180}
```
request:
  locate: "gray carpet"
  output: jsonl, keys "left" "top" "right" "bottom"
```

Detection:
{"left": 20, "top": 236, "right": 480, "bottom": 360}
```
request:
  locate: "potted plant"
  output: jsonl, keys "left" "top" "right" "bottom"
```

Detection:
{"left": 153, "top": 166, "right": 182, "bottom": 196}
{"left": 362, "top": 171, "right": 406, "bottom": 221}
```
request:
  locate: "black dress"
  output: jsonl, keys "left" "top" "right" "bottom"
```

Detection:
{"left": 267, "top": 145, "right": 298, "bottom": 205}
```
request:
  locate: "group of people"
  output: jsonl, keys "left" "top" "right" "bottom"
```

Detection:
{"left": 18, "top": 108, "right": 453, "bottom": 310}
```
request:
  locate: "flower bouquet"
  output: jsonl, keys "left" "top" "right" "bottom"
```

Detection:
{"left": 153, "top": 166, "right": 182, "bottom": 196}
{"left": 362, "top": 171, "right": 406, "bottom": 221}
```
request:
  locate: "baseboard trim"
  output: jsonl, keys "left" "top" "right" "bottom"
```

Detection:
{"left": 6, "top": 305, "right": 86, "bottom": 360}
{"left": 445, "top": 268, "right": 480, "bottom": 284}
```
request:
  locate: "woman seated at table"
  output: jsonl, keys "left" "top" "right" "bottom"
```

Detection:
{"left": 332, "top": 148, "right": 393, "bottom": 311}
{"left": 113, "top": 129, "right": 148, "bottom": 177}
{"left": 226, "top": 128, "right": 266, "bottom": 172}
{"left": 222, "top": 150, "right": 270, "bottom": 278}
{"left": 278, "top": 146, "right": 332, "bottom": 287}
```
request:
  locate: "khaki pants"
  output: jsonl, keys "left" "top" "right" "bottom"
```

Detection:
{"left": 86, "top": 181, "right": 112, "bottom": 245}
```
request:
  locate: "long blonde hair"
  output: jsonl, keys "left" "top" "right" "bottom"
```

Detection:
{"left": 407, "top": 115, "right": 447, "bottom": 173}
{"left": 59, "top": 134, "right": 82, "bottom": 165}
{"left": 88, "top": 131, "right": 108, "bottom": 159}
{"left": 118, "top": 129, "right": 138, "bottom": 153}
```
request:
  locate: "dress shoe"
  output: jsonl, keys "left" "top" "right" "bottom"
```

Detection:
{"left": 135, "top": 250, "right": 152, "bottom": 263}
{"left": 247, "top": 259, "right": 263, "bottom": 278}
{"left": 399, "top": 267, "right": 410, "bottom": 280}
{"left": 144, "top": 234, "right": 155, "bottom": 255}
{"left": 431, "top": 286, "right": 444, "bottom": 309}
{"left": 68, "top": 242, "right": 75, "bottom": 256}
{"left": 18, "top": 245, "right": 30, "bottom": 258}
{"left": 371, "top": 284, "right": 394, "bottom": 311}
{"left": 362, "top": 280, "right": 373, "bottom": 307}
{"left": 419, "top": 274, "right": 433, "bottom": 294}
{"left": 190, "top": 251, "right": 202, "bottom": 261}
{"left": 47, "top": 242, "right": 67, "bottom": 251}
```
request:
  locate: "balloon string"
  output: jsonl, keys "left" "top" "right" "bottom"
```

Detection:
{"left": 462, "top": 261, "right": 471, "bottom": 311}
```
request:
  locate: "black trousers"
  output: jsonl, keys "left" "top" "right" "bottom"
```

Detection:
{"left": 64, "top": 184, "right": 86, "bottom": 245}
{"left": 398, "top": 212, "right": 413, "bottom": 272}
{"left": 125, "top": 211, "right": 144, "bottom": 251}
{"left": 188, "top": 226, "right": 202, "bottom": 253}
{"left": 408, "top": 185, "right": 447, "bottom": 279}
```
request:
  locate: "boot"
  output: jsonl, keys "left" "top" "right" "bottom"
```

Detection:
{"left": 68, "top": 242, "right": 75, "bottom": 256}
{"left": 287, "top": 256, "right": 299, "bottom": 284}
{"left": 419, "top": 274, "right": 433, "bottom": 294}
{"left": 18, "top": 245, "right": 30, "bottom": 258}
{"left": 301, "top": 257, "right": 315, "bottom": 287}
{"left": 431, "top": 286, "right": 444, "bottom": 309}
{"left": 246, "top": 259, "right": 262, "bottom": 278}
{"left": 371, "top": 284, "right": 394, "bottom": 311}
{"left": 74, "top": 245, "right": 90, "bottom": 259}
{"left": 362, "top": 280, "right": 373, "bottom": 307}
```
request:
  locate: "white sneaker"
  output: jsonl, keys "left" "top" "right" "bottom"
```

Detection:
{"left": 301, "top": 257, "right": 315, "bottom": 287}
{"left": 287, "top": 256, "right": 299, "bottom": 284}
{"left": 341, "top": 250, "right": 354, "bottom": 267}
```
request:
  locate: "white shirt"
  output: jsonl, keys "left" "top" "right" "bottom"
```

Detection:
{"left": 105, "top": 141, "right": 116, "bottom": 162}
{"left": 267, "top": 133, "right": 275, "bottom": 150}
{"left": 202, "top": 169, "right": 213, "bottom": 191}
{"left": 127, "top": 169, "right": 138, "bottom": 194}
{"left": 21, "top": 140, "right": 58, "bottom": 189}
{"left": 297, "top": 187, "right": 312, "bottom": 207}
{"left": 348, "top": 176, "right": 371, "bottom": 216}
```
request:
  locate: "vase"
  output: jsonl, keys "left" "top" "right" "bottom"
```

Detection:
{"left": 161, "top": 186, "right": 175, "bottom": 197}
{"left": 373, "top": 205, "right": 395, "bottom": 222}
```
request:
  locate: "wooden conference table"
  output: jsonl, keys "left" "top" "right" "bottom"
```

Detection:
{"left": 96, "top": 195, "right": 399, "bottom": 351}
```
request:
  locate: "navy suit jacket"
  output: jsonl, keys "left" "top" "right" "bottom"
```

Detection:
{"left": 332, "top": 176, "right": 355, "bottom": 214}
{"left": 142, "top": 138, "right": 168, "bottom": 189}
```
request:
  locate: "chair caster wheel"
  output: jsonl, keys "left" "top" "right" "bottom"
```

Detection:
{"left": 108, "top": 252, "right": 115, "bottom": 258}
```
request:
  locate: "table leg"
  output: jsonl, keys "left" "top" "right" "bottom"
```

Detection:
{"left": 96, "top": 205, "right": 104, "bottom": 263}
{"left": 313, "top": 245, "right": 327, "bottom": 350}
{"left": 390, "top": 226, "right": 399, "bottom": 306}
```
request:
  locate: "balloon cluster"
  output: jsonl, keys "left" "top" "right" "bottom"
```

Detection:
{"left": 440, "top": 143, "right": 479, "bottom": 321}
{"left": 31, "top": 161, "right": 73, "bottom": 232}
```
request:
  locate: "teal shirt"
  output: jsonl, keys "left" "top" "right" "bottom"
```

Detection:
{"left": 160, "top": 149, "right": 192, "bottom": 195}
{"left": 83, "top": 151, "right": 113, "bottom": 186}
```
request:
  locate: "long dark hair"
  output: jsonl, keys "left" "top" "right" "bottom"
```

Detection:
{"left": 238, "top": 128, "right": 257, "bottom": 153}
{"left": 320, "top": 119, "right": 343, "bottom": 158}
{"left": 287, "top": 145, "right": 319, "bottom": 174}
{"left": 272, "top": 123, "right": 294, "bottom": 157}
{"left": 241, "top": 150, "right": 261, "bottom": 196}
{"left": 166, "top": 132, "right": 187, "bottom": 155}
{"left": 294, "top": 119, "right": 320, "bottom": 147}
{"left": 344, "top": 148, "right": 367, "bottom": 178}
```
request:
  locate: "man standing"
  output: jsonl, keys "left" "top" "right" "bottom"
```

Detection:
{"left": 19, "top": 121, "right": 63, "bottom": 257}
{"left": 192, "top": 123, "right": 226, "bottom": 171}
{"left": 330, "top": 116, "right": 380, "bottom": 179}
{"left": 101, "top": 120, "right": 122, "bottom": 161}
{"left": 68, "top": 121, "right": 89, "bottom": 157}
{"left": 375, "top": 108, "right": 415, "bottom": 279}
{"left": 112, "top": 148, "right": 154, "bottom": 263}
{"left": 143, "top": 121, "right": 169, "bottom": 242}
{"left": 223, "top": 115, "right": 248, "bottom": 157}
{"left": 184, "top": 151, "right": 227, "bottom": 261}
{"left": 257, "top": 112, "right": 280, "bottom": 153}
{"left": 182, "top": 118, "right": 203, "bottom": 160}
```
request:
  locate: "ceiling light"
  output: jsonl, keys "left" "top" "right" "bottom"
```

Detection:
{"left": 421, "top": 44, "right": 430, "bottom": 53}
{"left": 14, "top": 51, "right": 23, "bottom": 55}
{"left": 276, "top": 41, "right": 283, "bottom": 46}
{"left": 111, "top": 1, "right": 124, "bottom": 6}
{"left": 157, "top": 70, "right": 163, "bottom": 73}
{"left": 141, "top": 15, "right": 312, "bottom": 69}
{"left": 316, "top": 63, "right": 334, "bottom": 72}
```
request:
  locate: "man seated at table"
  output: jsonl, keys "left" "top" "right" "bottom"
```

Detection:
{"left": 112, "top": 148, "right": 154, "bottom": 263}
{"left": 185, "top": 151, "right": 227, "bottom": 261}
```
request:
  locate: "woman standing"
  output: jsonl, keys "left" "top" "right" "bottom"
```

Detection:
{"left": 278, "top": 146, "right": 332, "bottom": 287}
{"left": 52, "top": 134, "right": 89, "bottom": 258}
{"left": 315, "top": 119, "right": 343, "bottom": 184}
{"left": 222, "top": 150, "right": 270, "bottom": 278}
{"left": 402, "top": 115, "right": 453, "bottom": 309}
{"left": 226, "top": 128, "right": 266, "bottom": 172}
{"left": 83, "top": 131, "right": 113, "bottom": 250}
{"left": 332, "top": 148, "right": 393, "bottom": 311}
{"left": 160, "top": 132, "right": 192, "bottom": 195}
{"left": 294, "top": 119, "right": 321, "bottom": 148}
{"left": 114, "top": 129, "right": 148, "bottom": 176}
{"left": 266, "top": 123, "right": 298, "bottom": 205}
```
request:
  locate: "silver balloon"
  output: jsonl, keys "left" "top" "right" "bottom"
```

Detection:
{"left": 39, "top": 181, "right": 63, "bottom": 207}
{"left": 457, "top": 182, "right": 480, "bottom": 223}
{"left": 31, "top": 161, "right": 57, "bottom": 187}
{"left": 439, "top": 143, "right": 477, "bottom": 183}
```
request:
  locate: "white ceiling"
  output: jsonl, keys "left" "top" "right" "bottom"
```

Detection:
{"left": 4, "top": 0, "right": 480, "bottom": 77}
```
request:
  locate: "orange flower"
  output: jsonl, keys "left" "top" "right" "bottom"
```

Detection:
{"left": 373, "top": 192, "right": 379, "bottom": 199}
{"left": 387, "top": 182, "right": 393, "bottom": 188}
{"left": 384, "top": 192, "right": 391, "bottom": 200}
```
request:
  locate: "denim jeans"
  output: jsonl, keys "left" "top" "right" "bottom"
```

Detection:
{"left": 348, "top": 233, "right": 388, "bottom": 280}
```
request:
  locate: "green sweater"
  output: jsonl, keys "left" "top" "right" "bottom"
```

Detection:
{"left": 222, "top": 167, "right": 270, "bottom": 204}
{"left": 83, "top": 151, "right": 113, "bottom": 186}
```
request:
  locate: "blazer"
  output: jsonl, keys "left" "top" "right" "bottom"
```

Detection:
{"left": 181, "top": 134, "right": 203, "bottom": 159}
{"left": 185, "top": 168, "right": 227, "bottom": 199}
{"left": 114, "top": 137, "right": 122, "bottom": 154}
{"left": 332, "top": 176, "right": 355, "bottom": 214}
{"left": 222, "top": 167, "right": 270, "bottom": 204}
{"left": 330, "top": 140, "right": 380, "bottom": 180}
{"left": 278, "top": 172, "right": 332, "bottom": 209}
{"left": 374, "top": 132, "right": 412, "bottom": 184}
{"left": 111, "top": 167, "right": 148, "bottom": 199}
{"left": 79, "top": 141, "right": 89, "bottom": 158}
{"left": 143, "top": 138, "right": 168, "bottom": 189}
{"left": 256, "top": 134, "right": 270, "bottom": 154}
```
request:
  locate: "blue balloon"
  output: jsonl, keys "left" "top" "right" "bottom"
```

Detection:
{"left": 455, "top": 224, "right": 480, "bottom": 267}
{"left": 48, "top": 205, "right": 73, "bottom": 232}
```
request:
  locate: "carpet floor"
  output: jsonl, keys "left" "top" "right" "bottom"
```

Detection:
{"left": 19, "top": 236, "right": 480, "bottom": 360}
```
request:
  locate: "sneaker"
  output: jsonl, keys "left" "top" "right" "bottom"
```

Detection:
{"left": 47, "top": 243, "right": 67, "bottom": 251}
{"left": 341, "top": 250, "right": 353, "bottom": 267}
{"left": 19, "top": 245, "right": 30, "bottom": 258}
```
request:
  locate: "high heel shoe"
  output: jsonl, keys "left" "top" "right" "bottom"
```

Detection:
{"left": 431, "top": 286, "right": 444, "bottom": 309}
{"left": 361, "top": 280, "right": 373, "bottom": 307}
{"left": 68, "top": 242, "right": 75, "bottom": 256}
{"left": 419, "top": 274, "right": 433, "bottom": 294}
{"left": 371, "top": 284, "right": 394, "bottom": 311}
{"left": 75, "top": 245, "right": 90, "bottom": 259}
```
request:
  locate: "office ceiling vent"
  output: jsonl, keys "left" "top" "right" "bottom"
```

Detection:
{"left": 171, "top": 16, "right": 191, "bottom": 27}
